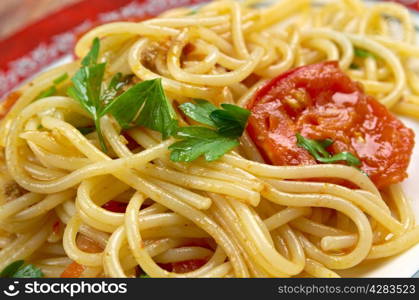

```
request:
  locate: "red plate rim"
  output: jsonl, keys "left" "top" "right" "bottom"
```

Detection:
{"left": 1, "top": 0, "right": 418, "bottom": 99}
{"left": 0, "top": 0, "right": 209, "bottom": 99}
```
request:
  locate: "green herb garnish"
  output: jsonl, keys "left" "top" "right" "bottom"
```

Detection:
{"left": 36, "top": 86, "right": 57, "bottom": 99}
{"left": 77, "top": 126, "right": 96, "bottom": 135}
{"left": 67, "top": 38, "right": 176, "bottom": 150}
{"left": 53, "top": 73, "right": 70, "bottom": 85}
{"left": 102, "top": 78, "right": 178, "bottom": 139}
{"left": 67, "top": 39, "right": 248, "bottom": 162}
{"left": 170, "top": 127, "right": 240, "bottom": 162}
{"left": 101, "top": 73, "right": 132, "bottom": 104}
{"left": 187, "top": 9, "right": 198, "bottom": 15}
{"left": 67, "top": 37, "right": 107, "bottom": 150}
{"left": 354, "top": 47, "right": 376, "bottom": 59}
{"left": 1, "top": 260, "right": 44, "bottom": 278}
{"left": 172, "top": 99, "right": 250, "bottom": 162}
{"left": 81, "top": 37, "right": 100, "bottom": 67}
{"left": 210, "top": 104, "right": 251, "bottom": 138}
{"left": 179, "top": 99, "right": 250, "bottom": 138}
{"left": 179, "top": 99, "right": 218, "bottom": 127}
{"left": 35, "top": 73, "right": 69, "bottom": 100}
{"left": 349, "top": 63, "right": 360, "bottom": 70}
{"left": 296, "top": 133, "right": 361, "bottom": 167}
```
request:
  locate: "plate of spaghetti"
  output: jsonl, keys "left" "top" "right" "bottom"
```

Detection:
{"left": 0, "top": 0, "right": 419, "bottom": 278}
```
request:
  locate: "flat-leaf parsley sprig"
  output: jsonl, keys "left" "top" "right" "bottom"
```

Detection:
{"left": 67, "top": 38, "right": 249, "bottom": 161}
{"left": 170, "top": 127, "right": 240, "bottom": 162}
{"left": 67, "top": 37, "right": 108, "bottom": 150}
{"left": 102, "top": 78, "right": 178, "bottom": 139}
{"left": 67, "top": 38, "right": 178, "bottom": 151}
{"left": 35, "top": 73, "right": 69, "bottom": 100}
{"left": 179, "top": 99, "right": 250, "bottom": 137}
{"left": 0, "top": 260, "right": 44, "bottom": 278}
{"left": 296, "top": 133, "right": 362, "bottom": 167}
{"left": 170, "top": 99, "right": 251, "bottom": 162}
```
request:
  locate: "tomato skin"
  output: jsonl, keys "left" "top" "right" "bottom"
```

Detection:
{"left": 102, "top": 200, "right": 128, "bottom": 213}
{"left": 172, "top": 259, "right": 208, "bottom": 273}
{"left": 76, "top": 234, "right": 103, "bottom": 253}
{"left": 0, "top": 91, "right": 21, "bottom": 119}
{"left": 247, "top": 61, "right": 415, "bottom": 189}
{"left": 60, "top": 235, "right": 102, "bottom": 277}
{"left": 52, "top": 221, "right": 61, "bottom": 234}
{"left": 159, "top": 259, "right": 208, "bottom": 274}
{"left": 60, "top": 261, "right": 84, "bottom": 278}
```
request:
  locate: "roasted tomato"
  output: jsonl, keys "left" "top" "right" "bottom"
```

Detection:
{"left": 60, "top": 235, "right": 103, "bottom": 277}
{"left": 102, "top": 200, "right": 128, "bottom": 213}
{"left": 171, "top": 259, "right": 208, "bottom": 273}
{"left": 247, "top": 61, "right": 415, "bottom": 189}
{"left": 159, "top": 259, "right": 208, "bottom": 274}
{"left": 76, "top": 234, "right": 103, "bottom": 253}
{"left": 0, "top": 91, "right": 21, "bottom": 119}
{"left": 60, "top": 261, "right": 84, "bottom": 278}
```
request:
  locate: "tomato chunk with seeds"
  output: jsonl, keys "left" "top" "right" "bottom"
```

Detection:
{"left": 247, "top": 61, "right": 415, "bottom": 189}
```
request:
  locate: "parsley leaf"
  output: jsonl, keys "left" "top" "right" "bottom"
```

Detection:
{"left": 102, "top": 78, "right": 178, "bottom": 139}
{"left": 67, "top": 37, "right": 107, "bottom": 150}
{"left": 169, "top": 127, "right": 239, "bottom": 162}
{"left": 81, "top": 37, "right": 100, "bottom": 67}
{"left": 316, "top": 151, "right": 362, "bottom": 166}
{"left": 36, "top": 86, "right": 57, "bottom": 100}
{"left": 67, "top": 38, "right": 132, "bottom": 151}
{"left": 1, "top": 260, "right": 44, "bottom": 278}
{"left": 14, "top": 265, "right": 44, "bottom": 278}
{"left": 68, "top": 63, "right": 106, "bottom": 116}
{"left": 68, "top": 38, "right": 178, "bottom": 150}
{"left": 354, "top": 47, "right": 376, "bottom": 59}
{"left": 35, "top": 73, "right": 69, "bottom": 100}
{"left": 296, "top": 133, "right": 361, "bottom": 167}
{"left": 179, "top": 99, "right": 250, "bottom": 138}
{"left": 67, "top": 61, "right": 107, "bottom": 151}
{"left": 179, "top": 99, "right": 218, "bottom": 127}
{"left": 187, "top": 8, "right": 198, "bottom": 15}
{"left": 0, "top": 260, "right": 24, "bottom": 277}
{"left": 53, "top": 73, "right": 69, "bottom": 85}
{"left": 67, "top": 38, "right": 246, "bottom": 162}
{"left": 210, "top": 104, "right": 251, "bottom": 138}
{"left": 173, "top": 100, "right": 251, "bottom": 162}
{"left": 101, "top": 73, "right": 131, "bottom": 104}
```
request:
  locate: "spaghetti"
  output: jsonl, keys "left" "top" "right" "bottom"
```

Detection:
{"left": 0, "top": 0, "right": 418, "bottom": 278}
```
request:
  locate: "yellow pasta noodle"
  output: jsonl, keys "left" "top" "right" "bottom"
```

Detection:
{"left": 0, "top": 0, "right": 418, "bottom": 278}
